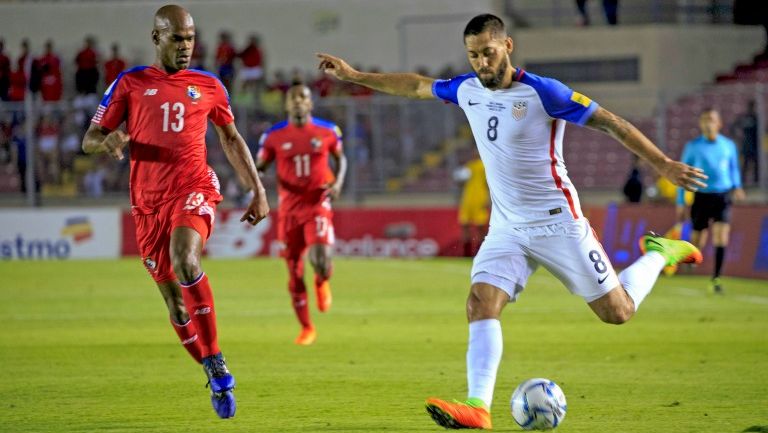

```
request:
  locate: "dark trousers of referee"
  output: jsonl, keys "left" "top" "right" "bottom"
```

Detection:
{"left": 689, "top": 191, "right": 732, "bottom": 288}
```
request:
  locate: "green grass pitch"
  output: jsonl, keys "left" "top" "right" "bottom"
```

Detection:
{"left": 1, "top": 258, "right": 766, "bottom": 432}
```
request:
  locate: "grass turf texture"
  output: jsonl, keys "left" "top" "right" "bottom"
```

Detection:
{"left": 1, "top": 258, "right": 766, "bottom": 432}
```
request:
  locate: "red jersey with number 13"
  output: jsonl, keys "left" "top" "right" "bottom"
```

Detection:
{"left": 91, "top": 65, "right": 233, "bottom": 214}
{"left": 258, "top": 117, "right": 342, "bottom": 212}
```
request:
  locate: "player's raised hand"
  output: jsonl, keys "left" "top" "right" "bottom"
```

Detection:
{"left": 104, "top": 129, "right": 130, "bottom": 160}
{"left": 661, "top": 160, "right": 708, "bottom": 192}
{"left": 241, "top": 192, "right": 270, "bottom": 226}
{"left": 316, "top": 53, "right": 357, "bottom": 81}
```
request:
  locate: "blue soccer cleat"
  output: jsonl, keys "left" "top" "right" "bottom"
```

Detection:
{"left": 202, "top": 352, "right": 236, "bottom": 419}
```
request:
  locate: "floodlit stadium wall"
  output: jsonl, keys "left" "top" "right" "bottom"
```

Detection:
{"left": 1, "top": 205, "right": 765, "bottom": 279}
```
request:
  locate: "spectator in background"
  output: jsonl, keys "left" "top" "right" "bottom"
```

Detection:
{"left": 731, "top": 100, "right": 759, "bottom": 187}
{"left": 312, "top": 69, "right": 335, "bottom": 97}
{"left": 104, "top": 43, "right": 127, "bottom": 86}
{"left": 75, "top": 36, "right": 99, "bottom": 95}
{"left": 575, "top": 0, "right": 619, "bottom": 26}
{"left": 0, "top": 39, "right": 10, "bottom": 100}
{"left": 453, "top": 150, "right": 490, "bottom": 257}
{"left": 12, "top": 119, "right": 40, "bottom": 196}
{"left": 215, "top": 31, "right": 236, "bottom": 91}
{"left": 269, "top": 69, "right": 291, "bottom": 94}
{"left": 260, "top": 70, "right": 290, "bottom": 115}
{"left": 676, "top": 108, "right": 745, "bottom": 294}
{"left": 622, "top": 154, "right": 643, "bottom": 203}
{"left": 83, "top": 157, "right": 108, "bottom": 197}
{"left": 191, "top": 29, "right": 207, "bottom": 70}
{"left": 17, "top": 39, "right": 32, "bottom": 82}
{"left": 37, "top": 40, "right": 63, "bottom": 102}
{"left": 36, "top": 113, "right": 60, "bottom": 184}
{"left": 238, "top": 34, "right": 264, "bottom": 91}
{"left": 8, "top": 40, "right": 32, "bottom": 102}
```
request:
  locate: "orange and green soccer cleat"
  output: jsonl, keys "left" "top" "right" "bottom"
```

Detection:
{"left": 662, "top": 264, "right": 678, "bottom": 276}
{"left": 425, "top": 397, "right": 492, "bottom": 430}
{"left": 639, "top": 232, "right": 703, "bottom": 267}
{"left": 294, "top": 327, "right": 316, "bottom": 346}
{"left": 316, "top": 281, "right": 332, "bottom": 313}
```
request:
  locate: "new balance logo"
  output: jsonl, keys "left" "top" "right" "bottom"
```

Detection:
{"left": 144, "top": 89, "right": 158, "bottom": 96}
{"left": 195, "top": 307, "right": 212, "bottom": 315}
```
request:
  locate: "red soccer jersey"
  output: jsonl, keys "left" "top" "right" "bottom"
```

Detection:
{"left": 239, "top": 44, "right": 262, "bottom": 67}
{"left": 76, "top": 47, "right": 98, "bottom": 70}
{"left": 104, "top": 57, "right": 126, "bottom": 86}
{"left": 91, "top": 65, "right": 233, "bottom": 213}
{"left": 258, "top": 117, "right": 342, "bottom": 212}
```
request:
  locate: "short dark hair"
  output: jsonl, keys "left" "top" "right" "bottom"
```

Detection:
{"left": 464, "top": 14, "right": 506, "bottom": 39}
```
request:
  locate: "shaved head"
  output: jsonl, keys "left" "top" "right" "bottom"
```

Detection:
{"left": 152, "top": 4, "right": 195, "bottom": 72}
{"left": 154, "top": 4, "right": 194, "bottom": 32}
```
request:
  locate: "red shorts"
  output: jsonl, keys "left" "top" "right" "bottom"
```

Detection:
{"left": 134, "top": 189, "right": 221, "bottom": 282}
{"left": 277, "top": 206, "right": 335, "bottom": 259}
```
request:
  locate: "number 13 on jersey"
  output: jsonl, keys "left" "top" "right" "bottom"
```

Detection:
{"left": 161, "top": 102, "right": 185, "bottom": 132}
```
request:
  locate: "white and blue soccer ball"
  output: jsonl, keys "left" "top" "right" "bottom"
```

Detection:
{"left": 510, "top": 378, "right": 567, "bottom": 430}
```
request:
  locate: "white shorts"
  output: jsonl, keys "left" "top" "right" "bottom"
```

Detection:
{"left": 471, "top": 219, "right": 620, "bottom": 303}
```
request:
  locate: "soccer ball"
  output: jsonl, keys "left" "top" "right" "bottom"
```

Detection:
{"left": 510, "top": 378, "right": 567, "bottom": 430}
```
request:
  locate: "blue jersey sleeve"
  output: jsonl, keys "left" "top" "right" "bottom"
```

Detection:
{"left": 519, "top": 71, "right": 598, "bottom": 125}
{"left": 432, "top": 73, "right": 475, "bottom": 105}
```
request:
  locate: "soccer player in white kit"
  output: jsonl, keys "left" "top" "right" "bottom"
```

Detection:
{"left": 318, "top": 13, "right": 708, "bottom": 430}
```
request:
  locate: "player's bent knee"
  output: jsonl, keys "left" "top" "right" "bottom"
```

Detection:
{"left": 466, "top": 283, "right": 507, "bottom": 321}
{"left": 599, "top": 306, "right": 634, "bottom": 325}
{"left": 171, "top": 249, "right": 201, "bottom": 281}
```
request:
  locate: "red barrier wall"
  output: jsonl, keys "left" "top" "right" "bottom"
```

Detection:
{"left": 121, "top": 204, "right": 768, "bottom": 279}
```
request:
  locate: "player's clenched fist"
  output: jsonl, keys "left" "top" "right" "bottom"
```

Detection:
{"left": 241, "top": 193, "right": 270, "bottom": 226}
{"left": 316, "top": 53, "right": 357, "bottom": 81}
{"left": 103, "top": 129, "right": 130, "bottom": 160}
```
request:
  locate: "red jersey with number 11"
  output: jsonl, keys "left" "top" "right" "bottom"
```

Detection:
{"left": 258, "top": 117, "right": 342, "bottom": 212}
{"left": 91, "top": 65, "right": 233, "bottom": 214}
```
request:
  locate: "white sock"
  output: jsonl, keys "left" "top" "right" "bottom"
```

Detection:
{"left": 619, "top": 251, "right": 666, "bottom": 311}
{"left": 466, "top": 319, "right": 503, "bottom": 408}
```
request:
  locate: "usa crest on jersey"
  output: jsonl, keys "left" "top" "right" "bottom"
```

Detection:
{"left": 512, "top": 100, "right": 528, "bottom": 120}
{"left": 187, "top": 85, "right": 201, "bottom": 100}
{"left": 311, "top": 137, "right": 322, "bottom": 150}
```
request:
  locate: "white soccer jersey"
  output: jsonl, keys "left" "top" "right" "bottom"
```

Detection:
{"left": 433, "top": 70, "right": 599, "bottom": 227}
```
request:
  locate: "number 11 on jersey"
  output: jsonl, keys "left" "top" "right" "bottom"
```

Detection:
{"left": 293, "top": 154, "right": 310, "bottom": 177}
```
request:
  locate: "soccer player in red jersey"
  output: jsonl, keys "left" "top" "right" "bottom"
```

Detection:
{"left": 81, "top": 4, "right": 269, "bottom": 419}
{"left": 257, "top": 84, "right": 347, "bottom": 346}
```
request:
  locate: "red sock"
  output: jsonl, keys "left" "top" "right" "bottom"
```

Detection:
{"left": 170, "top": 317, "right": 203, "bottom": 363}
{"left": 287, "top": 258, "right": 313, "bottom": 329}
{"left": 179, "top": 273, "right": 220, "bottom": 358}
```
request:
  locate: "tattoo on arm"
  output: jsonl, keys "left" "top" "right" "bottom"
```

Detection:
{"left": 586, "top": 108, "right": 633, "bottom": 140}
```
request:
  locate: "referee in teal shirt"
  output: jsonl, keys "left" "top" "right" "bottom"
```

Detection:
{"left": 676, "top": 108, "right": 746, "bottom": 293}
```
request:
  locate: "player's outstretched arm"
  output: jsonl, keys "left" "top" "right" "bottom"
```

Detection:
{"left": 316, "top": 53, "right": 435, "bottom": 99}
{"left": 585, "top": 106, "right": 708, "bottom": 192}
{"left": 214, "top": 122, "right": 269, "bottom": 225}
{"left": 82, "top": 123, "right": 130, "bottom": 160}
{"left": 328, "top": 149, "right": 347, "bottom": 200}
